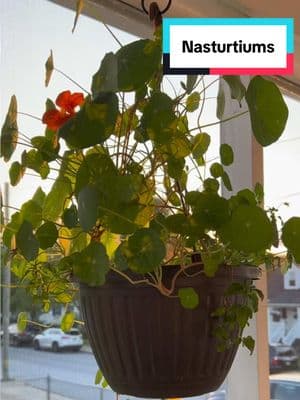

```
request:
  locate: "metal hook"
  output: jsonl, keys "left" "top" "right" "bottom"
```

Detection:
{"left": 141, "top": 0, "right": 172, "bottom": 15}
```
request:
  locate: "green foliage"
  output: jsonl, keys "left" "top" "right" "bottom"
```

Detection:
{"left": 62, "top": 205, "right": 78, "bottom": 229}
{"left": 36, "top": 222, "right": 58, "bottom": 249}
{"left": 212, "top": 281, "right": 262, "bottom": 353}
{"left": 220, "top": 205, "right": 273, "bottom": 253}
{"left": 43, "top": 177, "right": 72, "bottom": 221}
{"left": 220, "top": 144, "right": 234, "bottom": 166}
{"left": 17, "top": 312, "right": 28, "bottom": 332}
{"left": 178, "top": 288, "right": 199, "bottom": 309}
{"left": 186, "top": 75, "right": 198, "bottom": 94}
{"left": 216, "top": 84, "right": 225, "bottom": 120}
{"left": 16, "top": 221, "right": 39, "bottom": 261}
{"left": 73, "top": 242, "right": 109, "bottom": 286}
{"left": 282, "top": 217, "right": 300, "bottom": 263}
{"left": 223, "top": 76, "right": 246, "bottom": 104}
{"left": 94, "top": 369, "right": 103, "bottom": 385}
{"left": 192, "top": 133, "right": 210, "bottom": 159}
{"left": 1, "top": 30, "right": 294, "bottom": 357}
{"left": 31, "top": 135, "right": 59, "bottom": 162}
{"left": 1, "top": 95, "right": 18, "bottom": 162}
{"left": 246, "top": 76, "right": 288, "bottom": 146}
{"left": 78, "top": 185, "right": 99, "bottom": 232}
{"left": 9, "top": 162, "right": 25, "bottom": 186}
{"left": 186, "top": 92, "right": 200, "bottom": 112}
{"left": 59, "top": 94, "right": 118, "bottom": 149}
{"left": 21, "top": 200, "right": 42, "bottom": 228}
{"left": 61, "top": 312, "right": 75, "bottom": 332}
{"left": 122, "top": 228, "right": 165, "bottom": 273}
{"left": 92, "top": 39, "right": 161, "bottom": 94}
{"left": 22, "top": 149, "right": 50, "bottom": 179}
{"left": 45, "top": 50, "right": 54, "bottom": 87}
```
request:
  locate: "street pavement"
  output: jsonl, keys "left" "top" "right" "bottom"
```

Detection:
{"left": 1, "top": 380, "right": 72, "bottom": 400}
{"left": 4, "top": 346, "right": 300, "bottom": 400}
{"left": 8, "top": 346, "right": 98, "bottom": 386}
{"left": 6, "top": 346, "right": 111, "bottom": 400}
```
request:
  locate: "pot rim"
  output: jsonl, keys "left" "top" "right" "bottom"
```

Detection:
{"left": 80, "top": 263, "right": 261, "bottom": 290}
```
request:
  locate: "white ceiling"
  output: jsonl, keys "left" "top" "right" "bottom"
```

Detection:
{"left": 50, "top": 0, "right": 300, "bottom": 96}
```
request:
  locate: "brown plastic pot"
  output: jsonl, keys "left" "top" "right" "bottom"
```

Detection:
{"left": 80, "top": 264, "right": 260, "bottom": 398}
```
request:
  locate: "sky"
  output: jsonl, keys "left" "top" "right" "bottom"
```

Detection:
{"left": 0, "top": 0, "right": 299, "bottom": 224}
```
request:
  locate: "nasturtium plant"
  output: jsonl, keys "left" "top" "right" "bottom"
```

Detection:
{"left": 0, "top": 22, "right": 296, "bottom": 356}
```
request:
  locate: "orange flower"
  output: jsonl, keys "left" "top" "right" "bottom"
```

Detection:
{"left": 42, "top": 90, "right": 84, "bottom": 131}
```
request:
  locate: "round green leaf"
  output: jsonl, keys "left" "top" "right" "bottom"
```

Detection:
{"left": 167, "top": 157, "right": 185, "bottom": 179}
{"left": 114, "top": 243, "right": 130, "bottom": 271}
{"left": 116, "top": 39, "right": 161, "bottom": 92}
{"left": 36, "top": 222, "right": 58, "bottom": 250}
{"left": 186, "top": 92, "right": 200, "bottom": 112}
{"left": 9, "top": 161, "right": 25, "bottom": 186}
{"left": 61, "top": 312, "right": 75, "bottom": 332}
{"left": 202, "top": 249, "right": 224, "bottom": 277}
{"left": 236, "top": 189, "right": 257, "bottom": 206}
{"left": 220, "top": 205, "right": 273, "bottom": 253}
{"left": 32, "top": 187, "right": 46, "bottom": 208}
{"left": 282, "top": 217, "right": 300, "bottom": 263}
{"left": 21, "top": 200, "right": 42, "bottom": 229}
{"left": 210, "top": 162, "right": 224, "bottom": 178}
{"left": 126, "top": 228, "right": 166, "bottom": 273}
{"left": 168, "top": 192, "right": 181, "bottom": 207}
{"left": 43, "top": 177, "right": 72, "bottom": 221}
{"left": 22, "top": 149, "right": 50, "bottom": 179}
{"left": 165, "top": 214, "right": 189, "bottom": 234}
{"left": 141, "top": 92, "right": 175, "bottom": 142}
{"left": 17, "top": 312, "right": 28, "bottom": 333}
{"left": 78, "top": 186, "right": 99, "bottom": 232}
{"left": 220, "top": 144, "right": 234, "bottom": 166}
{"left": 3, "top": 212, "right": 23, "bottom": 249}
{"left": 59, "top": 94, "right": 118, "bottom": 149}
{"left": 216, "top": 84, "right": 225, "bottom": 120}
{"left": 178, "top": 288, "right": 199, "bottom": 309}
{"left": 222, "top": 171, "right": 232, "bottom": 191}
{"left": 91, "top": 52, "right": 118, "bottom": 94}
{"left": 73, "top": 242, "right": 109, "bottom": 286}
{"left": 192, "top": 193, "right": 230, "bottom": 230}
{"left": 16, "top": 221, "right": 39, "bottom": 261}
{"left": 192, "top": 133, "right": 210, "bottom": 158}
{"left": 223, "top": 76, "right": 246, "bottom": 104}
{"left": 203, "top": 178, "right": 219, "bottom": 193}
{"left": 63, "top": 205, "right": 78, "bottom": 229}
{"left": 246, "top": 76, "right": 288, "bottom": 146}
{"left": 31, "top": 135, "right": 59, "bottom": 162}
{"left": 1, "top": 95, "right": 18, "bottom": 162}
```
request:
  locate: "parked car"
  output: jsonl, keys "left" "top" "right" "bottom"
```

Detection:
{"left": 206, "top": 391, "right": 226, "bottom": 400}
{"left": 9, "top": 323, "right": 42, "bottom": 347}
{"left": 33, "top": 328, "right": 83, "bottom": 352}
{"left": 269, "top": 343, "right": 299, "bottom": 372}
{"left": 270, "top": 379, "right": 300, "bottom": 400}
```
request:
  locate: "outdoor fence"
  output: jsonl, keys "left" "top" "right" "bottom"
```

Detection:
{"left": 23, "top": 375, "right": 109, "bottom": 400}
{"left": 14, "top": 375, "right": 226, "bottom": 400}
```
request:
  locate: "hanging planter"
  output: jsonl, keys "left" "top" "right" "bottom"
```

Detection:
{"left": 1, "top": 2, "right": 299, "bottom": 399}
{"left": 80, "top": 264, "right": 260, "bottom": 397}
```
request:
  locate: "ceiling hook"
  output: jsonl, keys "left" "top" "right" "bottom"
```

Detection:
{"left": 141, "top": 0, "right": 172, "bottom": 16}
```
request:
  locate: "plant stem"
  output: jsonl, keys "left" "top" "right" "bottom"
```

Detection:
{"left": 103, "top": 22, "right": 123, "bottom": 47}
{"left": 18, "top": 112, "right": 41, "bottom": 121}
{"left": 190, "top": 110, "right": 249, "bottom": 132}
{"left": 54, "top": 68, "right": 90, "bottom": 95}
